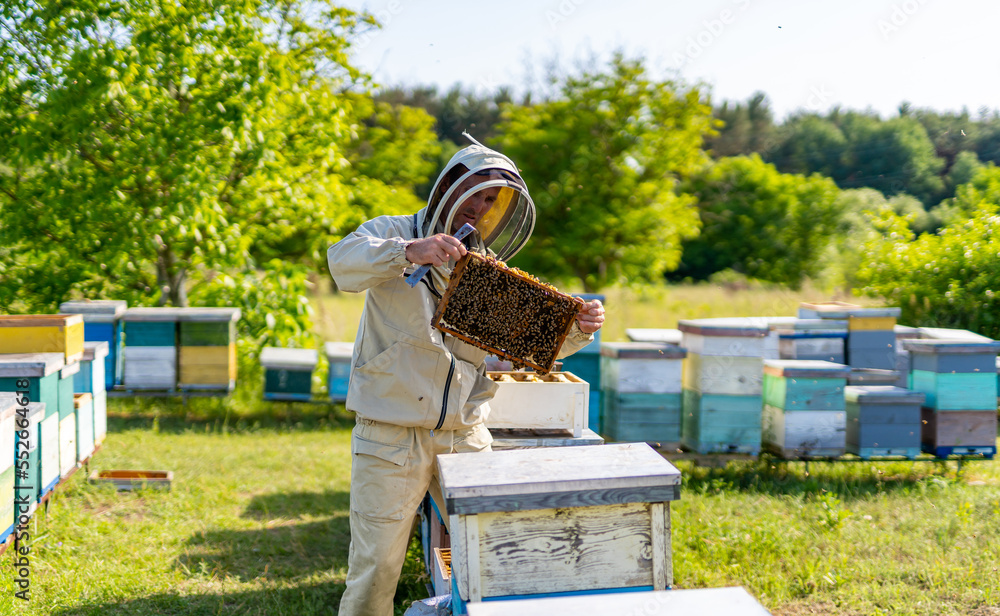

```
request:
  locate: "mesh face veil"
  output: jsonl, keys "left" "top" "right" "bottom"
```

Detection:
{"left": 419, "top": 134, "right": 535, "bottom": 262}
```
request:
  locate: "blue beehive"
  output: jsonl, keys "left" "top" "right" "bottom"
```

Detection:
{"left": 600, "top": 342, "right": 685, "bottom": 445}
{"left": 60, "top": 300, "right": 127, "bottom": 389}
{"left": 324, "top": 342, "right": 353, "bottom": 403}
{"left": 845, "top": 386, "right": 924, "bottom": 459}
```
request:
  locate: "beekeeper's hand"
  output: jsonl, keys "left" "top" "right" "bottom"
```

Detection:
{"left": 406, "top": 234, "right": 468, "bottom": 267}
{"left": 575, "top": 299, "right": 605, "bottom": 334}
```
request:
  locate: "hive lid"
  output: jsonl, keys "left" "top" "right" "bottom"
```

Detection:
{"left": 894, "top": 324, "right": 921, "bottom": 339}
{"left": 799, "top": 302, "right": 901, "bottom": 319}
{"left": 599, "top": 341, "right": 687, "bottom": 359}
{"left": 625, "top": 328, "right": 683, "bottom": 345}
{"left": 82, "top": 340, "right": 111, "bottom": 361}
{"left": 0, "top": 313, "right": 84, "bottom": 327}
{"left": 60, "top": 360, "right": 81, "bottom": 379}
{"left": 901, "top": 339, "right": 1000, "bottom": 355}
{"left": 464, "top": 587, "right": 772, "bottom": 616}
{"left": 122, "top": 307, "right": 185, "bottom": 322}
{"left": 917, "top": 327, "right": 993, "bottom": 342}
{"left": 437, "top": 442, "right": 681, "bottom": 515}
{"left": 324, "top": 342, "right": 355, "bottom": 359}
{"left": 794, "top": 319, "right": 848, "bottom": 331}
{"left": 678, "top": 318, "right": 769, "bottom": 337}
{"left": 175, "top": 307, "right": 242, "bottom": 322}
{"left": 844, "top": 385, "right": 926, "bottom": 404}
{"left": 259, "top": 347, "right": 318, "bottom": 369}
{"left": 59, "top": 300, "right": 128, "bottom": 318}
{"left": 763, "top": 359, "right": 850, "bottom": 379}
{"left": 0, "top": 353, "right": 65, "bottom": 377}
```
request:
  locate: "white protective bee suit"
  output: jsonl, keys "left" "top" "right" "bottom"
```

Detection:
{"left": 328, "top": 136, "right": 593, "bottom": 615}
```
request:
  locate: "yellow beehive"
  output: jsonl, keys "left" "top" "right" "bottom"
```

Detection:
{"left": 0, "top": 315, "right": 85, "bottom": 363}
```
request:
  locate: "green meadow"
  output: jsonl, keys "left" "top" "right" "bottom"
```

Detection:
{"left": 2, "top": 283, "right": 997, "bottom": 616}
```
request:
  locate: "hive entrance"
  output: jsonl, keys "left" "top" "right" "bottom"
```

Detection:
{"left": 431, "top": 253, "right": 583, "bottom": 373}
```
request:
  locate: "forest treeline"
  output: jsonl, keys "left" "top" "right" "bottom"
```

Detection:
{"left": 2, "top": 1, "right": 998, "bottom": 344}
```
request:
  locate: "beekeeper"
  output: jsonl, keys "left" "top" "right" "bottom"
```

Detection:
{"left": 328, "top": 134, "right": 604, "bottom": 615}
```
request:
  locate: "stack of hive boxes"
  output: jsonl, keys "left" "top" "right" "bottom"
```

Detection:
{"left": 680, "top": 318, "right": 767, "bottom": 454}
{"left": 762, "top": 360, "right": 849, "bottom": 458}
{"left": 59, "top": 300, "right": 127, "bottom": 389}
{"left": 904, "top": 339, "right": 1000, "bottom": 457}
{"left": 12, "top": 397, "right": 44, "bottom": 518}
{"left": 438, "top": 443, "right": 681, "bottom": 613}
{"left": 121, "top": 308, "right": 180, "bottom": 390}
{"left": 558, "top": 293, "right": 604, "bottom": 430}
{"left": 0, "top": 394, "right": 15, "bottom": 544}
{"left": 600, "top": 342, "right": 686, "bottom": 447}
{"left": 844, "top": 386, "right": 924, "bottom": 459}
{"left": 325, "top": 342, "right": 354, "bottom": 403}
{"left": 0, "top": 353, "right": 69, "bottom": 501}
{"left": 177, "top": 308, "right": 241, "bottom": 392}
{"left": 260, "top": 347, "right": 318, "bottom": 401}
{"left": 75, "top": 341, "right": 109, "bottom": 448}
{"left": 798, "top": 302, "right": 900, "bottom": 371}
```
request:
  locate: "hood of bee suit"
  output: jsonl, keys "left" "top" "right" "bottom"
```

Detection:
{"left": 417, "top": 132, "right": 536, "bottom": 262}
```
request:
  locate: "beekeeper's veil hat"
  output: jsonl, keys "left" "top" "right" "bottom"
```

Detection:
{"left": 417, "top": 133, "right": 535, "bottom": 261}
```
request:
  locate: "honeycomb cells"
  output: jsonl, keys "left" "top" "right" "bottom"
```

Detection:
{"left": 435, "top": 254, "right": 582, "bottom": 373}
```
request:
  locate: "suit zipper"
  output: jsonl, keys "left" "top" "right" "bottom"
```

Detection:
{"left": 434, "top": 354, "right": 456, "bottom": 432}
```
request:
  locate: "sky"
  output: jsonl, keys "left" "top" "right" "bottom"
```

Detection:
{"left": 335, "top": 0, "right": 999, "bottom": 120}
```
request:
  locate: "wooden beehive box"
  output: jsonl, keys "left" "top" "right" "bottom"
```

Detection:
{"left": 903, "top": 340, "right": 1000, "bottom": 410}
{"left": 845, "top": 386, "right": 923, "bottom": 459}
{"left": 437, "top": 443, "right": 681, "bottom": 608}
{"left": 60, "top": 299, "right": 127, "bottom": 389}
{"left": 15, "top": 402, "right": 45, "bottom": 510}
{"left": 0, "top": 314, "right": 85, "bottom": 363}
{"left": 177, "top": 308, "right": 241, "bottom": 391}
{"left": 121, "top": 308, "right": 182, "bottom": 390}
{"left": 260, "top": 347, "right": 318, "bottom": 401}
{"left": 325, "top": 342, "right": 354, "bottom": 402}
{"left": 432, "top": 253, "right": 583, "bottom": 373}
{"left": 74, "top": 392, "right": 95, "bottom": 464}
{"left": 463, "top": 586, "right": 774, "bottom": 616}
{"left": 486, "top": 371, "right": 589, "bottom": 437}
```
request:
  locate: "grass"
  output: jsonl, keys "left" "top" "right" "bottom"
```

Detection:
{"left": 2, "top": 281, "right": 997, "bottom": 615}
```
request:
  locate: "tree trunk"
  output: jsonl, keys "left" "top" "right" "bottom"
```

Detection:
{"left": 155, "top": 245, "right": 188, "bottom": 307}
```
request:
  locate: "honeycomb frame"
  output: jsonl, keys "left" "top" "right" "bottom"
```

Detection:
{"left": 431, "top": 253, "right": 583, "bottom": 373}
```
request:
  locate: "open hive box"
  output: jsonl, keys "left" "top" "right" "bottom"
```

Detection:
{"left": 432, "top": 253, "right": 583, "bottom": 373}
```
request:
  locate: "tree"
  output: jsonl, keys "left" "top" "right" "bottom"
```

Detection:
{"left": 857, "top": 198, "right": 1000, "bottom": 339}
{"left": 766, "top": 114, "right": 847, "bottom": 179}
{"left": 495, "top": 55, "right": 716, "bottom": 292}
{"left": 675, "top": 155, "right": 841, "bottom": 287}
{"left": 0, "top": 1, "right": 439, "bottom": 346}
{"left": 705, "top": 91, "right": 777, "bottom": 158}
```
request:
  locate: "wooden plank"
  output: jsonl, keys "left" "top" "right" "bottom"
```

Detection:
{"left": 683, "top": 354, "right": 763, "bottom": 395}
{"left": 847, "top": 368, "right": 901, "bottom": 386}
{"left": 466, "top": 514, "right": 481, "bottom": 602}
{"left": 259, "top": 347, "right": 318, "bottom": 370}
{"left": 681, "top": 333, "right": 766, "bottom": 357}
{"left": 678, "top": 318, "right": 769, "bottom": 338}
{"left": 763, "top": 359, "right": 850, "bottom": 379}
{"left": 474, "top": 502, "right": 656, "bottom": 598}
{"left": 601, "top": 355, "right": 683, "bottom": 394}
{"left": 437, "top": 443, "right": 681, "bottom": 515}
{"left": 599, "top": 342, "right": 687, "bottom": 360}
{"left": 59, "top": 299, "right": 128, "bottom": 318}
{"left": 848, "top": 316, "right": 897, "bottom": 331}
{"left": 121, "top": 307, "right": 184, "bottom": 322}
{"left": 910, "top": 352, "right": 997, "bottom": 374}
{"left": 762, "top": 374, "right": 846, "bottom": 411}
{"left": 488, "top": 428, "right": 604, "bottom": 451}
{"left": 650, "top": 502, "right": 667, "bottom": 591}
{"left": 798, "top": 302, "right": 900, "bottom": 319}
{"left": 844, "top": 385, "right": 924, "bottom": 405}
{"left": 446, "top": 485, "right": 681, "bottom": 516}
{"left": 625, "top": 328, "right": 683, "bottom": 345}
{"left": 921, "top": 408, "right": 997, "bottom": 448}
{"left": 451, "top": 513, "right": 468, "bottom": 600}
{"left": 917, "top": 327, "right": 994, "bottom": 342}
{"left": 464, "top": 587, "right": 774, "bottom": 616}
{"left": 910, "top": 370, "right": 998, "bottom": 409}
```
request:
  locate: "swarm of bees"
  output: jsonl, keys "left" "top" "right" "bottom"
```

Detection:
{"left": 432, "top": 253, "right": 583, "bottom": 373}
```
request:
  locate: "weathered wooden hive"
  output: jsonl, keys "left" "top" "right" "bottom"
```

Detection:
{"left": 762, "top": 359, "right": 850, "bottom": 459}
{"left": 600, "top": 342, "right": 686, "bottom": 447}
{"left": 437, "top": 442, "right": 681, "bottom": 612}
{"left": 432, "top": 253, "right": 583, "bottom": 373}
